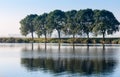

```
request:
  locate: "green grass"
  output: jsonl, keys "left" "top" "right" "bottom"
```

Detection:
{"left": 0, "top": 37, "right": 120, "bottom": 44}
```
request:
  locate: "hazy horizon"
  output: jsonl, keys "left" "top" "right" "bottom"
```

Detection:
{"left": 0, "top": 0, "right": 120, "bottom": 37}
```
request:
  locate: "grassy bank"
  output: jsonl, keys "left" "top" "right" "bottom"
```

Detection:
{"left": 0, "top": 37, "right": 120, "bottom": 44}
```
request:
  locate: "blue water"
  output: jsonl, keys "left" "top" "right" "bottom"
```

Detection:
{"left": 0, "top": 43, "right": 120, "bottom": 77}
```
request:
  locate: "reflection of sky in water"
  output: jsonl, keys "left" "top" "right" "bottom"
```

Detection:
{"left": 0, "top": 43, "right": 120, "bottom": 77}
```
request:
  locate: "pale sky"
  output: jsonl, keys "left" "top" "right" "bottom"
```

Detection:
{"left": 0, "top": 0, "right": 120, "bottom": 37}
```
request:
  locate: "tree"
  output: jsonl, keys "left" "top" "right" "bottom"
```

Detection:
{"left": 20, "top": 24, "right": 29, "bottom": 37}
{"left": 20, "top": 14, "right": 38, "bottom": 40}
{"left": 93, "top": 10, "right": 120, "bottom": 43}
{"left": 34, "top": 13, "right": 49, "bottom": 43}
{"left": 48, "top": 10, "right": 66, "bottom": 43}
{"left": 35, "top": 29, "right": 42, "bottom": 38}
{"left": 76, "top": 9, "right": 94, "bottom": 39}
{"left": 65, "top": 10, "right": 81, "bottom": 43}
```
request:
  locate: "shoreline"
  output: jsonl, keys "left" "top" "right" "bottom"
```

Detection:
{"left": 0, "top": 37, "right": 120, "bottom": 44}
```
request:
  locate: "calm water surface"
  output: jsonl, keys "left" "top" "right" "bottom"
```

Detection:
{"left": 0, "top": 43, "right": 120, "bottom": 77}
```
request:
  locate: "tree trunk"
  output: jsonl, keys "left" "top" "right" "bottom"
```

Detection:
{"left": 49, "top": 33, "right": 52, "bottom": 38}
{"left": 31, "top": 32, "right": 34, "bottom": 42}
{"left": 73, "top": 34, "right": 75, "bottom": 44}
{"left": 44, "top": 31, "right": 47, "bottom": 50}
{"left": 38, "top": 35, "right": 40, "bottom": 38}
{"left": 87, "top": 33, "right": 89, "bottom": 44}
{"left": 58, "top": 30, "right": 61, "bottom": 43}
{"left": 31, "top": 23, "right": 34, "bottom": 42}
{"left": 45, "top": 32, "right": 47, "bottom": 43}
{"left": 102, "top": 32, "right": 105, "bottom": 44}
{"left": 87, "top": 33, "right": 89, "bottom": 40}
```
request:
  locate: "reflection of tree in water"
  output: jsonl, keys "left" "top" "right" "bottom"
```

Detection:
{"left": 21, "top": 44, "right": 117, "bottom": 75}
{"left": 21, "top": 58, "right": 116, "bottom": 75}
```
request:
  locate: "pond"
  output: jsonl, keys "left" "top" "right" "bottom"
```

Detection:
{"left": 0, "top": 43, "right": 120, "bottom": 77}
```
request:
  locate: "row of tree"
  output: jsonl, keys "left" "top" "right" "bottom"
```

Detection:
{"left": 20, "top": 9, "right": 120, "bottom": 43}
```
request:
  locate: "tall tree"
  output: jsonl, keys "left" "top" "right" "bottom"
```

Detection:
{"left": 48, "top": 10, "right": 66, "bottom": 43}
{"left": 20, "top": 14, "right": 38, "bottom": 40}
{"left": 76, "top": 9, "right": 94, "bottom": 39}
{"left": 34, "top": 13, "right": 48, "bottom": 43}
{"left": 65, "top": 10, "right": 81, "bottom": 43}
{"left": 93, "top": 10, "right": 120, "bottom": 43}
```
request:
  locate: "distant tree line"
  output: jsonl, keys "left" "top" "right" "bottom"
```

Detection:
{"left": 20, "top": 9, "right": 120, "bottom": 43}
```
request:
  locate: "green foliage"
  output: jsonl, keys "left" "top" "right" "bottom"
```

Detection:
{"left": 20, "top": 14, "right": 38, "bottom": 39}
